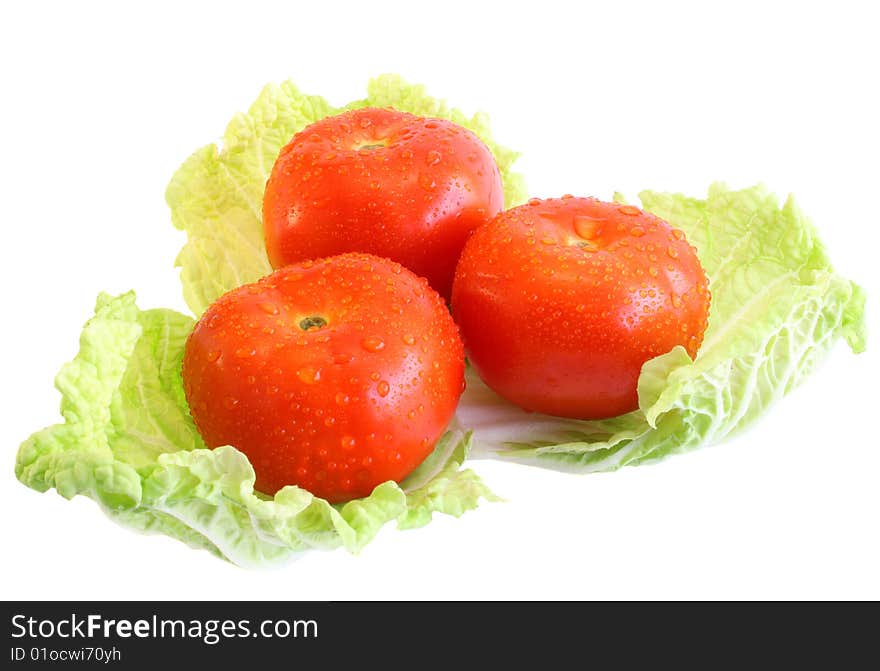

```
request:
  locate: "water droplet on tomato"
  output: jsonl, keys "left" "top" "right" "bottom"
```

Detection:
{"left": 619, "top": 205, "right": 641, "bottom": 216}
{"left": 649, "top": 266, "right": 659, "bottom": 277}
{"left": 672, "top": 296, "right": 683, "bottom": 308}
{"left": 206, "top": 350, "right": 221, "bottom": 363}
{"left": 235, "top": 347, "right": 256, "bottom": 358}
{"left": 672, "top": 229, "right": 686, "bottom": 240}
{"left": 361, "top": 337, "right": 385, "bottom": 352}
{"left": 667, "top": 246, "right": 679, "bottom": 259}
{"left": 341, "top": 435, "right": 357, "bottom": 450}
{"left": 528, "top": 198, "right": 541, "bottom": 206}
{"left": 573, "top": 215, "right": 602, "bottom": 239}
{"left": 426, "top": 150, "right": 442, "bottom": 165}
{"left": 335, "top": 392, "right": 350, "bottom": 406}
{"left": 402, "top": 334, "right": 416, "bottom": 346}
{"left": 297, "top": 367, "right": 321, "bottom": 384}
{"left": 377, "top": 380, "right": 390, "bottom": 397}
{"left": 541, "top": 236, "right": 556, "bottom": 245}
{"left": 575, "top": 304, "right": 587, "bottom": 313}
{"left": 629, "top": 226, "right": 646, "bottom": 237}
{"left": 222, "top": 397, "right": 238, "bottom": 410}
{"left": 418, "top": 173, "right": 436, "bottom": 190}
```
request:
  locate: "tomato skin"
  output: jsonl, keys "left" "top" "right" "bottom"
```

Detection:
{"left": 182, "top": 253, "right": 465, "bottom": 502}
{"left": 451, "top": 197, "right": 710, "bottom": 420}
{"left": 262, "top": 107, "right": 503, "bottom": 300}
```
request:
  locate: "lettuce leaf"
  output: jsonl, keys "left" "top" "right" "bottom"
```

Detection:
{"left": 15, "top": 292, "right": 494, "bottom": 567}
{"left": 458, "top": 183, "right": 866, "bottom": 470}
{"left": 166, "top": 74, "right": 527, "bottom": 317}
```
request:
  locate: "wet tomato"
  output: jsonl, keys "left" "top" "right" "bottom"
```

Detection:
{"left": 451, "top": 197, "right": 710, "bottom": 420}
{"left": 182, "top": 253, "right": 465, "bottom": 502}
{"left": 262, "top": 107, "right": 503, "bottom": 300}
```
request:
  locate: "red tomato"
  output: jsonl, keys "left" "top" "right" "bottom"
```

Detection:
{"left": 182, "top": 253, "right": 465, "bottom": 503}
{"left": 262, "top": 107, "right": 504, "bottom": 300}
{"left": 451, "top": 197, "right": 710, "bottom": 420}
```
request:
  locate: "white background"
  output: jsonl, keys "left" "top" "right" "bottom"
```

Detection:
{"left": 2, "top": 1, "right": 877, "bottom": 600}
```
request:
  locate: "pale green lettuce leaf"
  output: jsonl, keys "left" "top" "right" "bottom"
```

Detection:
{"left": 15, "top": 293, "right": 493, "bottom": 567}
{"left": 166, "top": 74, "right": 527, "bottom": 317}
{"left": 459, "top": 183, "right": 866, "bottom": 471}
{"left": 398, "top": 425, "right": 500, "bottom": 530}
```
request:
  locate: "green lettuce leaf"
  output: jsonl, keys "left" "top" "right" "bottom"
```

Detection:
{"left": 15, "top": 292, "right": 494, "bottom": 567}
{"left": 166, "top": 74, "right": 527, "bottom": 317}
{"left": 458, "top": 183, "right": 866, "bottom": 470}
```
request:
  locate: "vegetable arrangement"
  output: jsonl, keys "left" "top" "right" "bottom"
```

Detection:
{"left": 15, "top": 75, "right": 866, "bottom": 566}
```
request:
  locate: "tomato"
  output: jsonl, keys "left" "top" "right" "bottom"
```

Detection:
{"left": 262, "top": 107, "right": 504, "bottom": 300}
{"left": 451, "top": 197, "right": 710, "bottom": 420}
{"left": 182, "top": 253, "right": 465, "bottom": 503}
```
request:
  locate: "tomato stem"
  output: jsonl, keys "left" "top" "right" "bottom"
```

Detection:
{"left": 299, "top": 316, "right": 328, "bottom": 331}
